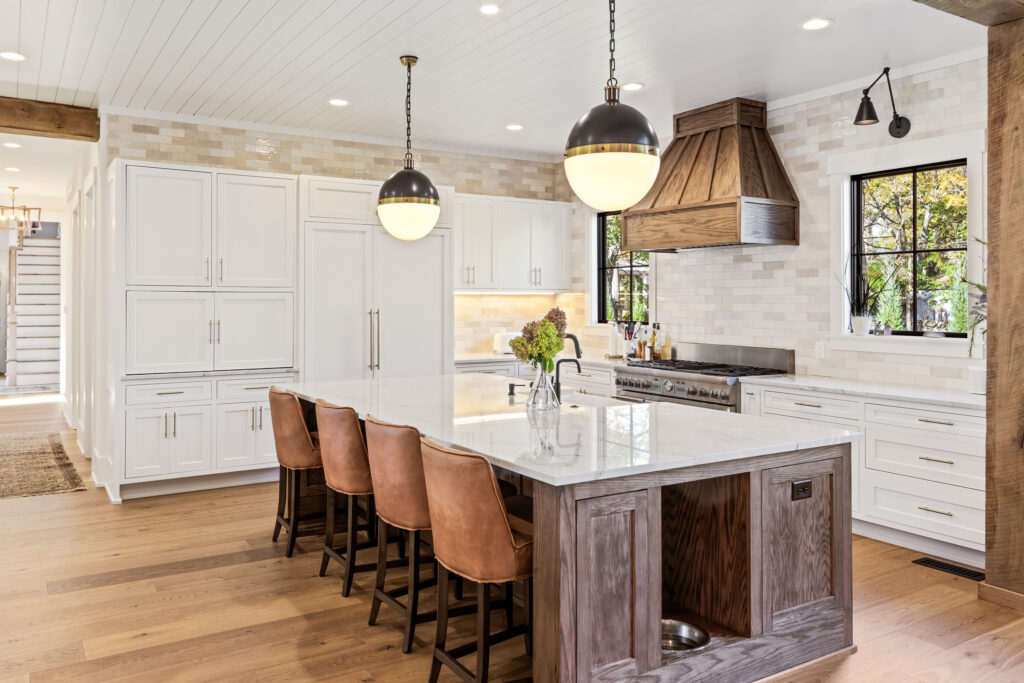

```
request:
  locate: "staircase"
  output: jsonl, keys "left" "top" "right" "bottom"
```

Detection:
{"left": 7, "top": 235, "right": 60, "bottom": 387}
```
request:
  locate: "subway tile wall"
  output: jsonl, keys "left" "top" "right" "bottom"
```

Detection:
{"left": 654, "top": 59, "right": 986, "bottom": 390}
{"left": 453, "top": 293, "right": 587, "bottom": 356}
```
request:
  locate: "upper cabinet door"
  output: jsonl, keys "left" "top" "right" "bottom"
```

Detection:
{"left": 374, "top": 227, "right": 452, "bottom": 378}
{"left": 498, "top": 201, "right": 533, "bottom": 290}
{"left": 215, "top": 292, "right": 294, "bottom": 371}
{"left": 305, "top": 177, "right": 379, "bottom": 222}
{"left": 530, "top": 203, "right": 569, "bottom": 291}
{"left": 454, "top": 196, "right": 499, "bottom": 289}
{"left": 303, "top": 222, "right": 373, "bottom": 382}
{"left": 126, "top": 166, "right": 212, "bottom": 287}
{"left": 126, "top": 291, "right": 215, "bottom": 374}
{"left": 217, "top": 174, "right": 297, "bottom": 288}
{"left": 434, "top": 186, "right": 456, "bottom": 229}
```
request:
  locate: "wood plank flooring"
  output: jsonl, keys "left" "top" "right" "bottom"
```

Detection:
{"left": 1, "top": 396, "right": 1022, "bottom": 682}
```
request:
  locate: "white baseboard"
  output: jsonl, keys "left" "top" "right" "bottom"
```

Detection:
{"left": 853, "top": 518, "right": 985, "bottom": 570}
{"left": 119, "top": 468, "right": 279, "bottom": 501}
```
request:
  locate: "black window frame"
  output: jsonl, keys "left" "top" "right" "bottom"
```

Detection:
{"left": 850, "top": 159, "right": 969, "bottom": 337}
{"left": 596, "top": 212, "right": 649, "bottom": 324}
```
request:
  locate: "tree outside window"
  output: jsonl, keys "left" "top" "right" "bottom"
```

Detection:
{"left": 597, "top": 213, "right": 649, "bottom": 323}
{"left": 852, "top": 161, "right": 968, "bottom": 336}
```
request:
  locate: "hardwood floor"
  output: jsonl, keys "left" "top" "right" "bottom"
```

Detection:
{"left": 2, "top": 397, "right": 1022, "bottom": 682}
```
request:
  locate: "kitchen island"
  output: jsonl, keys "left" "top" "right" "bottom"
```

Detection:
{"left": 278, "top": 374, "right": 862, "bottom": 682}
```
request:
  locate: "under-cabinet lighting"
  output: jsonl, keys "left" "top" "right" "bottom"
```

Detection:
{"left": 454, "top": 290, "right": 561, "bottom": 296}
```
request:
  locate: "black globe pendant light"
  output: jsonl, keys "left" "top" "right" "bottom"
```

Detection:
{"left": 377, "top": 55, "right": 440, "bottom": 241}
{"left": 854, "top": 66, "right": 911, "bottom": 139}
{"left": 564, "top": 0, "right": 660, "bottom": 212}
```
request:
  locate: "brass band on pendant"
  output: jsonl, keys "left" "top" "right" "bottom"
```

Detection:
{"left": 377, "top": 196, "right": 440, "bottom": 206}
{"left": 564, "top": 143, "right": 660, "bottom": 158}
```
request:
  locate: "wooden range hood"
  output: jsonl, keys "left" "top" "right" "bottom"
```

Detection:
{"left": 622, "top": 98, "right": 799, "bottom": 252}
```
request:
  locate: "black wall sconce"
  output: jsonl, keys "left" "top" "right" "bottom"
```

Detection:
{"left": 854, "top": 66, "right": 911, "bottom": 138}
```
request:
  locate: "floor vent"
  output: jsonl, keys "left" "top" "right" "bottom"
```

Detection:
{"left": 912, "top": 557, "right": 985, "bottom": 582}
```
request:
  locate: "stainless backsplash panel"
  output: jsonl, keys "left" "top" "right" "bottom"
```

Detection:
{"left": 668, "top": 343, "right": 794, "bottom": 373}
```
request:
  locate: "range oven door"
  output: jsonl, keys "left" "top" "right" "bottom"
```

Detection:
{"left": 615, "top": 390, "right": 737, "bottom": 412}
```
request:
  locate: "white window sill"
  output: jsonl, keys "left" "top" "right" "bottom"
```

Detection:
{"left": 828, "top": 334, "right": 977, "bottom": 358}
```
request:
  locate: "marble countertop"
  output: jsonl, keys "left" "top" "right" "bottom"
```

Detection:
{"left": 278, "top": 374, "right": 860, "bottom": 486}
{"left": 739, "top": 375, "right": 985, "bottom": 411}
{"left": 454, "top": 352, "right": 628, "bottom": 368}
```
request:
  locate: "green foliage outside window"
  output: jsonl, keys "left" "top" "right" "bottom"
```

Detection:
{"left": 598, "top": 213, "right": 649, "bottom": 323}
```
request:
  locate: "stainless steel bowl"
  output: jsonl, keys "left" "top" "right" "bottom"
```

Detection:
{"left": 660, "top": 619, "right": 710, "bottom": 651}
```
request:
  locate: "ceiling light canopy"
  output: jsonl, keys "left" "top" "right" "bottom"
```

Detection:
{"left": 377, "top": 56, "right": 440, "bottom": 242}
{"left": 506, "top": 123, "right": 523, "bottom": 131}
{"left": 0, "top": 187, "right": 40, "bottom": 231}
{"left": 2, "top": 142, "right": 21, "bottom": 149}
{"left": 564, "top": 0, "right": 660, "bottom": 212}
{"left": 328, "top": 98, "right": 349, "bottom": 106}
{"left": 801, "top": 17, "right": 832, "bottom": 30}
{"left": 0, "top": 51, "right": 26, "bottom": 62}
{"left": 480, "top": 4, "right": 500, "bottom": 15}
{"left": 854, "top": 66, "right": 911, "bottom": 138}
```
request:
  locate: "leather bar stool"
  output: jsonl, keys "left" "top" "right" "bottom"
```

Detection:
{"left": 268, "top": 388, "right": 323, "bottom": 558}
{"left": 314, "top": 400, "right": 379, "bottom": 597}
{"left": 420, "top": 438, "right": 533, "bottom": 683}
{"left": 364, "top": 415, "right": 447, "bottom": 653}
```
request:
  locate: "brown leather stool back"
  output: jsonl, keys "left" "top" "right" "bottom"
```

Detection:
{"left": 364, "top": 415, "right": 431, "bottom": 531}
{"left": 420, "top": 438, "right": 532, "bottom": 583}
{"left": 269, "top": 388, "right": 321, "bottom": 470}
{"left": 315, "top": 400, "right": 373, "bottom": 496}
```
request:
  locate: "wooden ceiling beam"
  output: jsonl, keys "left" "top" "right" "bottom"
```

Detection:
{"left": 912, "top": 0, "right": 1024, "bottom": 26}
{"left": 0, "top": 96, "right": 99, "bottom": 142}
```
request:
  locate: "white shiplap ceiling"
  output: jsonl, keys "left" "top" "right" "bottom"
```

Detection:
{"left": 0, "top": 0, "right": 985, "bottom": 160}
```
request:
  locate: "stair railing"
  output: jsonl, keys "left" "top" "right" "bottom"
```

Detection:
{"left": 6, "top": 232, "right": 25, "bottom": 383}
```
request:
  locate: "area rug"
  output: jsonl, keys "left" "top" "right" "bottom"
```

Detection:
{"left": 0, "top": 433, "right": 85, "bottom": 499}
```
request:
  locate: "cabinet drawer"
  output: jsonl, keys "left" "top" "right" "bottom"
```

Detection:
{"left": 865, "top": 425, "right": 984, "bottom": 491}
{"left": 865, "top": 403, "right": 984, "bottom": 439}
{"left": 217, "top": 376, "right": 296, "bottom": 401}
{"left": 763, "top": 391, "right": 861, "bottom": 421}
{"left": 125, "top": 381, "right": 212, "bottom": 405}
{"left": 862, "top": 470, "right": 984, "bottom": 545}
{"left": 454, "top": 362, "right": 518, "bottom": 377}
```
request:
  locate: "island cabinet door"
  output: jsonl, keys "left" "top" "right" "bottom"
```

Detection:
{"left": 760, "top": 454, "right": 852, "bottom": 635}
{"left": 575, "top": 489, "right": 660, "bottom": 680}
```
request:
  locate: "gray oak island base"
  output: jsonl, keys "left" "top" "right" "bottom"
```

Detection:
{"left": 278, "top": 375, "right": 859, "bottom": 682}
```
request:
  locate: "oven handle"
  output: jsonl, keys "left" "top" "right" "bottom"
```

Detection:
{"left": 614, "top": 394, "right": 647, "bottom": 404}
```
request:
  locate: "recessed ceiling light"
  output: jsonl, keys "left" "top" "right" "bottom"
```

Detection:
{"left": 328, "top": 98, "right": 349, "bottom": 106}
{"left": 622, "top": 82, "right": 645, "bottom": 92}
{"left": 506, "top": 123, "right": 523, "bottom": 131}
{"left": 0, "top": 52, "right": 26, "bottom": 62}
{"left": 480, "top": 4, "right": 500, "bottom": 15}
{"left": 3, "top": 142, "right": 21, "bottom": 149}
{"left": 801, "top": 17, "right": 832, "bottom": 30}
{"left": 5, "top": 167, "right": 20, "bottom": 172}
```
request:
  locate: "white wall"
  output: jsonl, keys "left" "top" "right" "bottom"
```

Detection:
{"left": 652, "top": 58, "right": 986, "bottom": 391}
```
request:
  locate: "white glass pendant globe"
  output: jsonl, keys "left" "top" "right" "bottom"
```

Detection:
{"left": 377, "top": 201, "right": 441, "bottom": 241}
{"left": 564, "top": 151, "right": 660, "bottom": 212}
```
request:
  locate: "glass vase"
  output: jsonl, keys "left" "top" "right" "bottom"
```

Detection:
{"left": 526, "top": 363, "right": 560, "bottom": 412}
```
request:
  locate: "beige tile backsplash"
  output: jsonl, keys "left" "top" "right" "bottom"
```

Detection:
{"left": 454, "top": 293, "right": 587, "bottom": 356}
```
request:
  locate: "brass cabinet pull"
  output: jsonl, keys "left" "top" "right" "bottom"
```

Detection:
{"left": 375, "top": 309, "right": 381, "bottom": 370}
{"left": 471, "top": 265, "right": 476, "bottom": 284}
{"left": 205, "top": 257, "right": 210, "bottom": 282}
{"left": 745, "top": 392, "right": 755, "bottom": 396}
{"left": 368, "top": 310, "right": 374, "bottom": 370}
{"left": 259, "top": 405, "right": 263, "bottom": 430}
{"left": 156, "top": 390, "right": 184, "bottom": 396}
{"left": 251, "top": 405, "right": 256, "bottom": 431}
{"left": 919, "top": 417, "right": 955, "bottom": 426}
{"left": 577, "top": 373, "right": 592, "bottom": 378}
{"left": 173, "top": 412, "right": 177, "bottom": 438}
{"left": 795, "top": 402, "right": 822, "bottom": 408}
{"left": 918, "top": 505, "right": 953, "bottom": 517}
{"left": 208, "top": 320, "right": 213, "bottom": 344}
{"left": 245, "top": 386, "right": 270, "bottom": 390}
{"left": 538, "top": 266, "right": 542, "bottom": 285}
{"left": 919, "top": 455, "right": 955, "bottom": 465}
{"left": 216, "top": 320, "right": 221, "bottom": 344}
{"left": 218, "top": 258, "right": 224, "bottom": 281}
{"left": 163, "top": 413, "right": 168, "bottom": 438}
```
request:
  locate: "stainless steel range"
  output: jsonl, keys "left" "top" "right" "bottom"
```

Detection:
{"left": 615, "top": 343, "right": 793, "bottom": 412}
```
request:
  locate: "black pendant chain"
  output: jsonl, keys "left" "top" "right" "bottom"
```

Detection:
{"left": 404, "top": 59, "right": 414, "bottom": 169}
{"left": 607, "top": 0, "right": 617, "bottom": 87}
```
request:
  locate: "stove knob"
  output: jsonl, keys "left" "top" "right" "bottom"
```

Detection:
{"left": 615, "top": 377, "right": 621, "bottom": 386}
{"left": 711, "top": 390, "right": 721, "bottom": 399}
{"left": 662, "top": 380, "right": 673, "bottom": 393}
{"left": 642, "top": 379, "right": 651, "bottom": 389}
{"left": 629, "top": 378, "right": 638, "bottom": 388}
{"left": 698, "top": 388, "right": 709, "bottom": 397}
{"left": 686, "top": 386, "right": 698, "bottom": 396}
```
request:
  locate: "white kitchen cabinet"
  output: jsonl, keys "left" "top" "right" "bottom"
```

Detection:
{"left": 215, "top": 292, "right": 294, "bottom": 371}
{"left": 216, "top": 174, "right": 296, "bottom": 288}
{"left": 303, "top": 176, "right": 454, "bottom": 227}
{"left": 454, "top": 196, "right": 499, "bottom": 289}
{"left": 125, "top": 404, "right": 213, "bottom": 478}
{"left": 126, "top": 166, "right": 212, "bottom": 287}
{"left": 126, "top": 291, "right": 214, "bottom": 374}
{"left": 374, "top": 227, "right": 452, "bottom": 378}
{"left": 303, "top": 221, "right": 452, "bottom": 382}
{"left": 498, "top": 202, "right": 534, "bottom": 290}
{"left": 454, "top": 360, "right": 519, "bottom": 377}
{"left": 530, "top": 203, "right": 569, "bottom": 290}
{"left": 302, "top": 222, "right": 373, "bottom": 381}
{"left": 741, "top": 386, "right": 763, "bottom": 415}
{"left": 216, "top": 401, "right": 276, "bottom": 468}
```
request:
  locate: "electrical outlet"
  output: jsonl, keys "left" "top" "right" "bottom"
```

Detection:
{"left": 792, "top": 479, "right": 813, "bottom": 501}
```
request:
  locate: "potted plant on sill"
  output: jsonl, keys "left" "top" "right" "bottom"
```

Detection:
{"left": 836, "top": 258, "right": 900, "bottom": 336}
{"left": 510, "top": 308, "right": 567, "bottom": 412}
